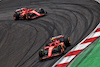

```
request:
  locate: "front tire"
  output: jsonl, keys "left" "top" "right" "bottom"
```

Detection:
{"left": 39, "top": 8, "right": 45, "bottom": 13}
{"left": 39, "top": 49, "right": 45, "bottom": 58}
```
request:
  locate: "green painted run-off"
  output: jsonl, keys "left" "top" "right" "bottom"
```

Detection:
{"left": 70, "top": 38, "right": 100, "bottom": 67}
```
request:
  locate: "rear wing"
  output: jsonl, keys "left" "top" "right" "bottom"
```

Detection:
{"left": 50, "top": 35, "right": 65, "bottom": 41}
{"left": 15, "top": 8, "right": 27, "bottom": 13}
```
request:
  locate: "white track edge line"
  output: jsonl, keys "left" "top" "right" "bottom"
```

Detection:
{"left": 52, "top": 23, "right": 100, "bottom": 67}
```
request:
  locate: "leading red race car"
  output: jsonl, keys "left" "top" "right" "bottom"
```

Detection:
{"left": 39, "top": 35, "right": 71, "bottom": 60}
{"left": 13, "top": 8, "right": 47, "bottom": 20}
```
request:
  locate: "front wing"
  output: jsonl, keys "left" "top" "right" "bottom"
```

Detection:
{"left": 40, "top": 53, "right": 62, "bottom": 60}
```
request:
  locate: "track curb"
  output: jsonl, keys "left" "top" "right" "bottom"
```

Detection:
{"left": 52, "top": 23, "right": 100, "bottom": 67}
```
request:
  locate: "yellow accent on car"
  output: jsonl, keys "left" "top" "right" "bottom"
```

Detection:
{"left": 49, "top": 50, "right": 51, "bottom": 52}
{"left": 68, "top": 37, "right": 69, "bottom": 41}
{"left": 51, "top": 38, "right": 53, "bottom": 40}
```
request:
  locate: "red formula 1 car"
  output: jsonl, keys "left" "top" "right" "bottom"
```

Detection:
{"left": 39, "top": 35, "right": 71, "bottom": 60}
{"left": 13, "top": 8, "right": 47, "bottom": 20}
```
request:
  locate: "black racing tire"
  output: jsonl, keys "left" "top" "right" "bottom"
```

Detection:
{"left": 39, "top": 8, "right": 45, "bottom": 13}
{"left": 64, "top": 37, "right": 70, "bottom": 47}
{"left": 25, "top": 13, "right": 30, "bottom": 20}
{"left": 13, "top": 13, "right": 19, "bottom": 20}
{"left": 23, "top": 15, "right": 26, "bottom": 19}
{"left": 39, "top": 49, "right": 45, "bottom": 58}
{"left": 57, "top": 45, "right": 62, "bottom": 52}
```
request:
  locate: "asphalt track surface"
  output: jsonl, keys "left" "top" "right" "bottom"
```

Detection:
{"left": 0, "top": 0, "right": 100, "bottom": 67}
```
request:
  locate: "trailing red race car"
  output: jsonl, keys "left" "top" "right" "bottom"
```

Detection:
{"left": 39, "top": 35, "right": 71, "bottom": 60}
{"left": 13, "top": 8, "right": 47, "bottom": 20}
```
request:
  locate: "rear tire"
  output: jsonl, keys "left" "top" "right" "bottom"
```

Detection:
{"left": 13, "top": 13, "right": 19, "bottom": 20}
{"left": 23, "top": 15, "right": 26, "bottom": 19}
{"left": 25, "top": 13, "right": 30, "bottom": 20}
{"left": 64, "top": 37, "right": 70, "bottom": 47}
